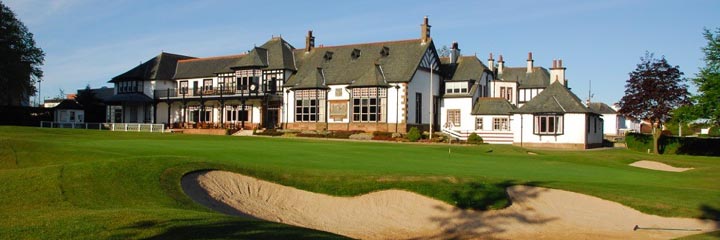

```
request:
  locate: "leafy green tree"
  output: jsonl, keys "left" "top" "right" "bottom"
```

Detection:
{"left": 618, "top": 52, "right": 689, "bottom": 154}
{"left": 75, "top": 85, "right": 105, "bottom": 122}
{"left": 0, "top": 2, "right": 44, "bottom": 106}
{"left": 690, "top": 28, "right": 720, "bottom": 127}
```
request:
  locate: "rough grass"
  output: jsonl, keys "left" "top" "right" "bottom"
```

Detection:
{"left": 0, "top": 126, "right": 718, "bottom": 239}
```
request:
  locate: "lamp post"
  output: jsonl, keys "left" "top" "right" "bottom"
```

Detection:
{"left": 395, "top": 85, "right": 400, "bottom": 133}
{"left": 429, "top": 63, "right": 435, "bottom": 140}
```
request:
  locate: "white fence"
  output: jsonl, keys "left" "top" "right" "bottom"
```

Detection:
{"left": 39, "top": 121, "right": 165, "bottom": 133}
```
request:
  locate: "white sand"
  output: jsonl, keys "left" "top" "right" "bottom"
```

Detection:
{"left": 182, "top": 170, "right": 718, "bottom": 240}
{"left": 630, "top": 160, "right": 694, "bottom": 172}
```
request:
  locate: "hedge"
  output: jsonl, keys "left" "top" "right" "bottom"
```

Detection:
{"left": 626, "top": 133, "right": 720, "bottom": 156}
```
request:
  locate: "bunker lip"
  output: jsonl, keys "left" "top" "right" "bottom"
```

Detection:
{"left": 630, "top": 160, "right": 694, "bottom": 172}
{"left": 182, "top": 170, "right": 718, "bottom": 240}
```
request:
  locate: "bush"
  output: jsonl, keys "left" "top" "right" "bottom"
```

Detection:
{"left": 373, "top": 131, "right": 393, "bottom": 137}
{"left": 467, "top": 133, "right": 483, "bottom": 144}
{"left": 710, "top": 126, "right": 720, "bottom": 137}
{"left": 349, "top": 133, "right": 373, "bottom": 140}
{"left": 407, "top": 127, "right": 421, "bottom": 142}
{"left": 253, "top": 129, "right": 284, "bottom": 136}
{"left": 328, "top": 130, "right": 364, "bottom": 139}
{"left": 626, "top": 132, "right": 720, "bottom": 156}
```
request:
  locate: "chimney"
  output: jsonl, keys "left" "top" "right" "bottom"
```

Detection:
{"left": 550, "top": 58, "right": 567, "bottom": 85}
{"left": 498, "top": 54, "right": 505, "bottom": 75}
{"left": 526, "top": 52, "right": 534, "bottom": 73}
{"left": 487, "top": 53, "right": 495, "bottom": 72}
{"left": 421, "top": 16, "right": 431, "bottom": 44}
{"left": 305, "top": 30, "right": 315, "bottom": 52}
{"left": 450, "top": 41, "right": 460, "bottom": 64}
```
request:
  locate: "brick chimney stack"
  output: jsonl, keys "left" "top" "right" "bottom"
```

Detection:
{"left": 305, "top": 30, "right": 315, "bottom": 52}
{"left": 550, "top": 59, "right": 567, "bottom": 85}
{"left": 526, "top": 52, "right": 534, "bottom": 73}
{"left": 421, "top": 16, "right": 431, "bottom": 44}
{"left": 488, "top": 53, "right": 495, "bottom": 72}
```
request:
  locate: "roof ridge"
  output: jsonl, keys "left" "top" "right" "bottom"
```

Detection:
{"left": 313, "top": 38, "right": 421, "bottom": 49}
{"left": 178, "top": 54, "right": 246, "bottom": 63}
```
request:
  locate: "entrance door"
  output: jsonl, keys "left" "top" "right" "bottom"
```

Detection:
{"left": 264, "top": 109, "right": 278, "bottom": 129}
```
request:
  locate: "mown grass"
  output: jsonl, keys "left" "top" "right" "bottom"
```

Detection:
{"left": 0, "top": 126, "right": 718, "bottom": 239}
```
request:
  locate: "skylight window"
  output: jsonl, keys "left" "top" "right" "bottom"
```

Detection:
{"left": 380, "top": 46, "right": 390, "bottom": 57}
{"left": 351, "top": 49, "right": 361, "bottom": 60}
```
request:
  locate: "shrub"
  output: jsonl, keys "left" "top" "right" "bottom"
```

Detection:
{"left": 407, "top": 127, "right": 421, "bottom": 142}
{"left": 372, "top": 135, "right": 394, "bottom": 141}
{"left": 328, "top": 130, "right": 364, "bottom": 139}
{"left": 626, "top": 132, "right": 720, "bottom": 156}
{"left": 710, "top": 126, "right": 720, "bottom": 137}
{"left": 349, "top": 133, "right": 373, "bottom": 140}
{"left": 373, "top": 131, "right": 393, "bottom": 138}
{"left": 467, "top": 133, "right": 483, "bottom": 144}
{"left": 253, "top": 129, "right": 284, "bottom": 136}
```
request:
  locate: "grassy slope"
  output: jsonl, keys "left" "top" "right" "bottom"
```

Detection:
{"left": 0, "top": 126, "right": 718, "bottom": 239}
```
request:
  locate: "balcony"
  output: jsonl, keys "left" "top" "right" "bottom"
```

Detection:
{"left": 154, "top": 87, "right": 281, "bottom": 99}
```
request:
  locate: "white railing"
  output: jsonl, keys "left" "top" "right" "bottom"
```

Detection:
{"left": 39, "top": 121, "right": 165, "bottom": 133}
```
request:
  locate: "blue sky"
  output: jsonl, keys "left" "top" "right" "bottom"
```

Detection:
{"left": 6, "top": 0, "right": 720, "bottom": 105}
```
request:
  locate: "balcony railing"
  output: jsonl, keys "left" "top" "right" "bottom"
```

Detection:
{"left": 154, "top": 87, "right": 281, "bottom": 99}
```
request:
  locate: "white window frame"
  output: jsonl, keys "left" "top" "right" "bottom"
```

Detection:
{"left": 534, "top": 115, "right": 564, "bottom": 135}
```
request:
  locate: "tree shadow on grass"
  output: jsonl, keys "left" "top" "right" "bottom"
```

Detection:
{"left": 110, "top": 218, "right": 347, "bottom": 240}
{"left": 418, "top": 181, "right": 557, "bottom": 239}
{"left": 700, "top": 204, "right": 720, "bottom": 231}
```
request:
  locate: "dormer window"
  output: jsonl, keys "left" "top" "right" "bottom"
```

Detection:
{"left": 351, "top": 48, "right": 361, "bottom": 60}
{"left": 380, "top": 46, "right": 390, "bottom": 57}
{"left": 323, "top": 51, "right": 334, "bottom": 61}
{"left": 445, "top": 82, "right": 468, "bottom": 94}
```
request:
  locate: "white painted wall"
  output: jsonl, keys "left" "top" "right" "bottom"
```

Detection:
{"left": 587, "top": 114, "right": 604, "bottom": 144}
{"left": 406, "top": 69, "right": 441, "bottom": 124}
{"left": 512, "top": 113, "right": 589, "bottom": 145}
{"left": 54, "top": 109, "right": 84, "bottom": 123}
{"left": 440, "top": 97, "right": 473, "bottom": 131}
{"left": 601, "top": 113, "right": 618, "bottom": 135}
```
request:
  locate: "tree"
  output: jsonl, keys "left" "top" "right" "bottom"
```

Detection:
{"left": 0, "top": 2, "right": 44, "bottom": 106}
{"left": 690, "top": 27, "right": 720, "bottom": 126}
{"left": 75, "top": 85, "right": 105, "bottom": 122}
{"left": 437, "top": 45, "right": 450, "bottom": 58}
{"left": 618, "top": 52, "right": 689, "bottom": 154}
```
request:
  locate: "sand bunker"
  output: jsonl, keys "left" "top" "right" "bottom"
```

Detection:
{"left": 182, "top": 171, "right": 718, "bottom": 239}
{"left": 630, "top": 160, "right": 694, "bottom": 172}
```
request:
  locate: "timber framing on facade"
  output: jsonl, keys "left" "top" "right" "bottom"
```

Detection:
{"left": 105, "top": 17, "right": 605, "bottom": 149}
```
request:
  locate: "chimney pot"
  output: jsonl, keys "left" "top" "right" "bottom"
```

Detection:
{"left": 559, "top": 59, "right": 563, "bottom": 68}
{"left": 499, "top": 54, "right": 504, "bottom": 62}
{"left": 489, "top": 53, "right": 494, "bottom": 60}
{"left": 528, "top": 52, "right": 533, "bottom": 61}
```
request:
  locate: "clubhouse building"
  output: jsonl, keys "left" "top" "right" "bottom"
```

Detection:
{"left": 106, "top": 17, "right": 603, "bottom": 149}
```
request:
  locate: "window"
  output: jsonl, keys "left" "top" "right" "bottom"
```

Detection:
{"left": 500, "top": 87, "right": 506, "bottom": 98}
{"left": 415, "top": 92, "right": 422, "bottom": 124}
{"left": 475, "top": 117, "right": 483, "bottom": 130}
{"left": 236, "top": 70, "right": 260, "bottom": 91}
{"left": 505, "top": 87, "right": 513, "bottom": 101}
{"left": 493, "top": 117, "right": 509, "bottom": 131}
{"left": 351, "top": 48, "right": 361, "bottom": 60}
{"left": 447, "top": 109, "right": 460, "bottom": 126}
{"left": 117, "top": 81, "right": 143, "bottom": 94}
{"left": 445, "top": 82, "right": 468, "bottom": 94}
{"left": 179, "top": 81, "right": 188, "bottom": 94}
{"left": 352, "top": 88, "right": 386, "bottom": 122}
{"left": 226, "top": 106, "right": 249, "bottom": 122}
{"left": 203, "top": 79, "right": 213, "bottom": 92}
{"left": 295, "top": 90, "right": 326, "bottom": 122}
{"left": 534, "top": 115, "right": 564, "bottom": 135}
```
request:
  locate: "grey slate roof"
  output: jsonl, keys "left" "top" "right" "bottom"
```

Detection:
{"left": 441, "top": 56, "right": 488, "bottom": 81}
{"left": 286, "top": 39, "right": 431, "bottom": 89}
{"left": 174, "top": 54, "right": 244, "bottom": 79}
{"left": 232, "top": 37, "right": 296, "bottom": 70}
{"left": 498, "top": 67, "right": 550, "bottom": 88}
{"left": 587, "top": 102, "right": 617, "bottom": 114}
{"left": 54, "top": 99, "right": 83, "bottom": 110}
{"left": 513, "top": 81, "right": 594, "bottom": 114}
{"left": 110, "top": 52, "right": 195, "bottom": 82}
{"left": 348, "top": 64, "right": 390, "bottom": 88}
{"left": 472, "top": 98, "right": 516, "bottom": 115}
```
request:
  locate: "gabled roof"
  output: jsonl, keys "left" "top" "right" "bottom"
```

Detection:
{"left": 513, "top": 81, "right": 594, "bottom": 114}
{"left": 472, "top": 98, "right": 516, "bottom": 115}
{"left": 587, "top": 102, "right": 617, "bottom": 114}
{"left": 232, "top": 37, "right": 296, "bottom": 70}
{"left": 174, "top": 54, "right": 244, "bottom": 79}
{"left": 441, "top": 56, "right": 488, "bottom": 81}
{"left": 348, "top": 64, "right": 390, "bottom": 88}
{"left": 233, "top": 47, "right": 268, "bottom": 69}
{"left": 498, "top": 67, "right": 550, "bottom": 88}
{"left": 53, "top": 99, "right": 83, "bottom": 110}
{"left": 110, "top": 52, "right": 195, "bottom": 82}
{"left": 293, "top": 68, "right": 329, "bottom": 90}
{"left": 286, "top": 39, "right": 430, "bottom": 89}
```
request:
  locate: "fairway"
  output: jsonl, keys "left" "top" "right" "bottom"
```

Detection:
{"left": 0, "top": 126, "right": 718, "bottom": 239}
